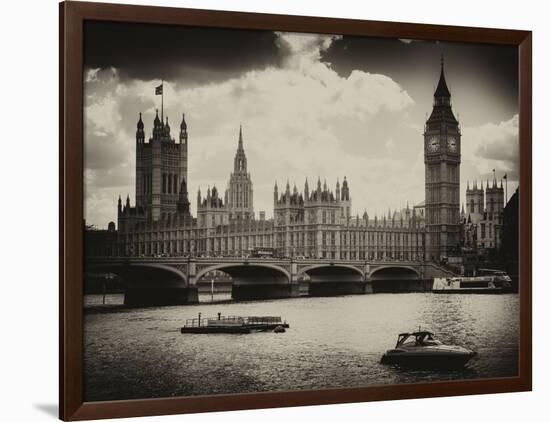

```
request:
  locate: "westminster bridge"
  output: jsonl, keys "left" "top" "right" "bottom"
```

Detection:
{"left": 86, "top": 256, "right": 456, "bottom": 306}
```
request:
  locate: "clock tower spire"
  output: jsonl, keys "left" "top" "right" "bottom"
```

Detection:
{"left": 424, "top": 55, "right": 461, "bottom": 262}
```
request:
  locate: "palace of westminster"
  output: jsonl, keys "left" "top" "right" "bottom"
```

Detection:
{"left": 91, "top": 61, "right": 506, "bottom": 263}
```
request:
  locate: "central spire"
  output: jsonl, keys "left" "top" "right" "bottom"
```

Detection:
{"left": 238, "top": 124, "right": 244, "bottom": 151}
{"left": 233, "top": 125, "right": 247, "bottom": 172}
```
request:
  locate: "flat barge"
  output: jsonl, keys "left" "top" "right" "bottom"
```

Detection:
{"left": 181, "top": 314, "right": 289, "bottom": 334}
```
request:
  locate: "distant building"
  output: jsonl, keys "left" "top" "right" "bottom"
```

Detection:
{"left": 462, "top": 177, "right": 505, "bottom": 252}
{"left": 92, "top": 60, "right": 494, "bottom": 263}
{"left": 272, "top": 178, "right": 425, "bottom": 260}
{"left": 112, "top": 114, "right": 427, "bottom": 259}
{"left": 84, "top": 221, "right": 118, "bottom": 257}
{"left": 118, "top": 110, "right": 191, "bottom": 230}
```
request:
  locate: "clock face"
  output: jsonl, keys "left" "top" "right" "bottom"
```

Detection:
{"left": 427, "top": 136, "right": 439, "bottom": 152}
{"left": 447, "top": 136, "right": 457, "bottom": 152}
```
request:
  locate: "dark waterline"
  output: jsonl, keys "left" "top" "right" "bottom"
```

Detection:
{"left": 83, "top": 293, "right": 519, "bottom": 402}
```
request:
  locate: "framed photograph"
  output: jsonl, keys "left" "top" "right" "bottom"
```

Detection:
{"left": 60, "top": 1, "right": 532, "bottom": 420}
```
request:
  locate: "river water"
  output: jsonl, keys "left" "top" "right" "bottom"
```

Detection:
{"left": 84, "top": 293, "right": 519, "bottom": 402}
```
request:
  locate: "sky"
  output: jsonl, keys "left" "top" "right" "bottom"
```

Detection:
{"left": 83, "top": 21, "right": 519, "bottom": 228}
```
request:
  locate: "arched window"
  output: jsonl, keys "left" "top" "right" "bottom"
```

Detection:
{"left": 162, "top": 174, "right": 166, "bottom": 193}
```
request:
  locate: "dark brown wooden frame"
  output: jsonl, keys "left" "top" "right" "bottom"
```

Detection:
{"left": 60, "top": 1, "right": 532, "bottom": 420}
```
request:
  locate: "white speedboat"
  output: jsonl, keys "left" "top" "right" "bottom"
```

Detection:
{"left": 381, "top": 331, "right": 476, "bottom": 369}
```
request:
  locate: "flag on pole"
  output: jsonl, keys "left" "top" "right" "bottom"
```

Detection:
{"left": 155, "top": 84, "right": 163, "bottom": 95}
{"left": 503, "top": 173, "right": 507, "bottom": 180}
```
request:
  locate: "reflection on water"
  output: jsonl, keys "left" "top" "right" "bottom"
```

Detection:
{"left": 84, "top": 293, "right": 519, "bottom": 402}
{"left": 84, "top": 292, "right": 232, "bottom": 306}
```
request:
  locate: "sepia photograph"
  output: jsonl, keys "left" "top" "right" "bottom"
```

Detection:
{"left": 83, "top": 19, "right": 521, "bottom": 403}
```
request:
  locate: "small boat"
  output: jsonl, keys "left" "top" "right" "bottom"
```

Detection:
{"left": 433, "top": 269, "right": 513, "bottom": 294}
{"left": 381, "top": 331, "right": 476, "bottom": 369}
{"left": 181, "top": 314, "right": 289, "bottom": 334}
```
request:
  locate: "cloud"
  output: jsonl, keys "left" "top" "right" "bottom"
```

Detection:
{"left": 462, "top": 114, "right": 519, "bottom": 180}
{"left": 384, "top": 137, "right": 396, "bottom": 153}
{"left": 84, "top": 21, "right": 286, "bottom": 84}
{"left": 84, "top": 32, "right": 419, "bottom": 227}
{"left": 459, "top": 114, "right": 519, "bottom": 204}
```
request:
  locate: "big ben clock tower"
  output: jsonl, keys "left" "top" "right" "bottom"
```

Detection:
{"left": 424, "top": 56, "right": 461, "bottom": 262}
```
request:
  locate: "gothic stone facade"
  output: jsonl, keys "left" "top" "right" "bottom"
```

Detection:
{"left": 110, "top": 62, "right": 484, "bottom": 263}
{"left": 424, "top": 59, "right": 462, "bottom": 261}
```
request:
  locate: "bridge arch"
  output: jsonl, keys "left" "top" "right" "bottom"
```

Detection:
{"left": 86, "top": 262, "right": 191, "bottom": 306}
{"left": 368, "top": 265, "right": 420, "bottom": 280}
{"left": 368, "top": 265, "right": 426, "bottom": 293}
{"left": 194, "top": 263, "right": 295, "bottom": 301}
{"left": 298, "top": 263, "right": 366, "bottom": 296}
{"left": 298, "top": 263, "right": 364, "bottom": 279}
{"left": 194, "top": 263, "right": 291, "bottom": 285}
{"left": 88, "top": 262, "right": 188, "bottom": 285}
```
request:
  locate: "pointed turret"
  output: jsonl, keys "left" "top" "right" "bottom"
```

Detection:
{"left": 304, "top": 178, "right": 309, "bottom": 200}
{"left": 136, "top": 112, "right": 145, "bottom": 144}
{"left": 434, "top": 54, "right": 451, "bottom": 100}
{"left": 152, "top": 109, "right": 163, "bottom": 138}
{"left": 177, "top": 178, "right": 190, "bottom": 215}
{"left": 153, "top": 109, "right": 161, "bottom": 127}
{"left": 180, "top": 113, "right": 187, "bottom": 131}
{"left": 341, "top": 176, "right": 350, "bottom": 201}
{"left": 274, "top": 181, "right": 278, "bottom": 203}
{"left": 179, "top": 113, "right": 188, "bottom": 145}
{"left": 117, "top": 195, "right": 122, "bottom": 213}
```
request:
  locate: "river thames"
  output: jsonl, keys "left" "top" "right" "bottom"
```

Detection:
{"left": 84, "top": 293, "right": 519, "bottom": 402}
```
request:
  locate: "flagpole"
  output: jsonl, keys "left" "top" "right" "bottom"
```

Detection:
{"left": 161, "top": 79, "right": 164, "bottom": 124}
